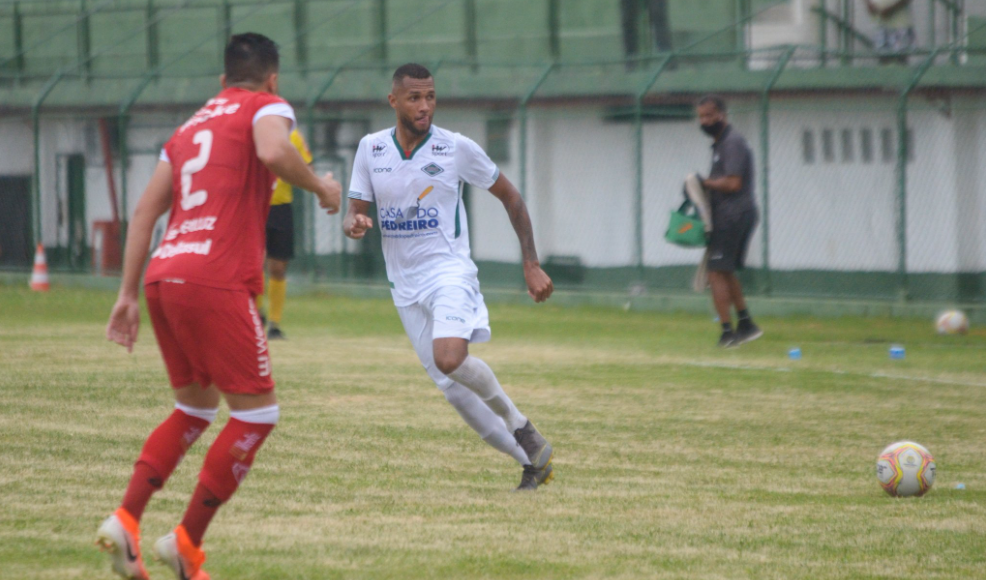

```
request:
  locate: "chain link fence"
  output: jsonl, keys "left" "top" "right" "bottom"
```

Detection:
{"left": 2, "top": 0, "right": 986, "bottom": 305}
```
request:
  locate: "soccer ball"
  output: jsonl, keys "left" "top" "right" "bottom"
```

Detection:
{"left": 875, "top": 441, "right": 936, "bottom": 497}
{"left": 936, "top": 310, "right": 968, "bottom": 335}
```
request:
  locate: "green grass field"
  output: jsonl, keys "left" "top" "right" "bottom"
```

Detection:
{"left": 1, "top": 285, "right": 984, "bottom": 580}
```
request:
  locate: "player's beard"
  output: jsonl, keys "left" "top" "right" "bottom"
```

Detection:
{"left": 400, "top": 113, "right": 431, "bottom": 139}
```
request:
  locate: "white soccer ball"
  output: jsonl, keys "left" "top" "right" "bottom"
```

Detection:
{"left": 875, "top": 441, "right": 936, "bottom": 498}
{"left": 936, "top": 310, "right": 969, "bottom": 335}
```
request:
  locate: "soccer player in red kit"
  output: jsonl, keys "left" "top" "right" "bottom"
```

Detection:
{"left": 95, "top": 33, "right": 341, "bottom": 580}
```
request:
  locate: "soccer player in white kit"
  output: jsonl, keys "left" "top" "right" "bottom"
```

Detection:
{"left": 343, "top": 63, "right": 555, "bottom": 491}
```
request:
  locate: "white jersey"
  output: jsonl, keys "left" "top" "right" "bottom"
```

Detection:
{"left": 348, "top": 125, "right": 500, "bottom": 306}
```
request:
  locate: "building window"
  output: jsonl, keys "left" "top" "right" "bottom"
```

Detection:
{"left": 860, "top": 128, "right": 874, "bottom": 163}
{"left": 486, "top": 118, "right": 511, "bottom": 163}
{"left": 881, "top": 128, "right": 894, "bottom": 162}
{"left": 841, "top": 129, "right": 854, "bottom": 162}
{"left": 802, "top": 129, "right": 815, "bottom": 164}
{"left": 821, "top": 129, "right": 835, "bottom": 163}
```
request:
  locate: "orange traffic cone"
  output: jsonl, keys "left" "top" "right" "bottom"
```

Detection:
{"left": 30, "top": 244, "right": 50, "bottom": 291}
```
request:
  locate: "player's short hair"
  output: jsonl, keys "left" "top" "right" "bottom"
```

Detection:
{"left": 224, "top": 33, "right": 279, "bottom": 85}
{"left": 697, "top": 94, "right": 727, "bottom": 113}
{"left": 392, "top": 63, "right": 433, "bottom": 87}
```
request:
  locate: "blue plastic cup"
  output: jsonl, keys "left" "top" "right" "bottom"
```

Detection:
{"left": 889, "top": 345, "right": 905, "bottom": 359}
{"left": 788, "top": 347, "right": 802, "bottom": 360}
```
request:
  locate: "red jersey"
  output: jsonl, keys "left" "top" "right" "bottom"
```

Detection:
{"left": 145, "top": 87, "right": 294, "bottom": 296}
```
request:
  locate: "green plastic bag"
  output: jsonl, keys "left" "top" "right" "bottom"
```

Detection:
{"left": 664, "top": 200, "right": 707, "bottom": 247}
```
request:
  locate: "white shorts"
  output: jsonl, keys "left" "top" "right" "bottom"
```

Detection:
{"left": 396, "top": 285, "right": 491, "bottom": 390}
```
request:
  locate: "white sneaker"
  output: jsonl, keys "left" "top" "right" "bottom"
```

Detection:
{"left": 95, "top": 508, "right": 149, "bottom": 580}
{"left": 154, "top": 525, "right": 210, "bottom": 580}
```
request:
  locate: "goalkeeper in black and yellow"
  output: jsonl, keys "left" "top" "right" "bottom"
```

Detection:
{"left": 258, "top": 128, "right": 313, "bottom": 339}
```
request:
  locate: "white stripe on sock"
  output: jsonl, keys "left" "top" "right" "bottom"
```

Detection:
{"left": 174, "top": 402, "right": 218, "bottom": 423}
{"left": 229, "top": 404, "right": 280, "bottom": 425}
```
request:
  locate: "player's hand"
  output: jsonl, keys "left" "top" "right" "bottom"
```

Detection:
{"left": 523, "top": 262, "right": 553, "bottom": 303}
{"left": 318, "top": 172, "right": 342, "bottom": 215}
{"left": 107, "top": 295, "right": 140, "bottom": 353}
{"left": 344, "top": 214, "right": 374, "bottom": 240}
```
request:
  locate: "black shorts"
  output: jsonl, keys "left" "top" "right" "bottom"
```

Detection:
{"left": 265, "top": 203, "right": 294, "bottom": 261}
{"left": 707, "top": 209, "right": 757, "bottom": 273}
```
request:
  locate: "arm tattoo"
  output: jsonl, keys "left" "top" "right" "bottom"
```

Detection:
{"left": 504, "top": 194, "right": 539, "bottom": 263}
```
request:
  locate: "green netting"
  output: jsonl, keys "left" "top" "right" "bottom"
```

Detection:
{"left": 3, "top": 0, "right": 986, "bottom": 307}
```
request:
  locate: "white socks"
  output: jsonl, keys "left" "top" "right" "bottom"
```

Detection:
{"left": 443, "top": 383, "right": 529, "bottom": 466}
{"left": 446, "top": 356, "right": 527, "bottom": 432}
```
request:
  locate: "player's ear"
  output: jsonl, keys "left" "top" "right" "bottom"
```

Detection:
{"left": 220, "top": 74, "right": 227, "bottom": 89}
{"left": 388, "top": 92, "right": 397, "bottom": 110}
{"left": 266, "top": 72, "right": 279, "bottom": 95}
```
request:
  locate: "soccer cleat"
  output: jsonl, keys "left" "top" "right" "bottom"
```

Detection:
{"left": 154, "top": 525, "right": 209, "bottom": 580}
{"left": 717, "top": 330, "right": 737, "bottom": 348}
{"left": 515, "top": 463, "right": 555, "bottom": 491}
{"left": 513, "top": 420, "right": 553, "bottom": 488}
{"left": 95, "top": 508, "right": 150, "bottom": 580}
{"left": 734, "top": 321, "right": 763, "bottom": 345}
{"left": 267, "top": 323, "right": 285, "bottom": 340}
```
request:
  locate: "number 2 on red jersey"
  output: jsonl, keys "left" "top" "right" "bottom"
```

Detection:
{"left": 180, "top": 129, "right": 213, "bottom": 211}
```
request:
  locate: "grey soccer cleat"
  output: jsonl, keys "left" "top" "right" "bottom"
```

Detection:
{"left": 515, "top": 463, "right": 555, "bottom": 491}
{"left": 513, "top": 420, "right": 554, "bottom": 489}
{"left": 513, "top": 420, "right": 553, "bottom": 470}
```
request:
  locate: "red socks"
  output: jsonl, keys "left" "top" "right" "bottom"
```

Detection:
{"left": 181, "top": 417, "right": 274, "bottom": 546}
{"left": 121, "top": 409, "right": 211, "bottom": 521}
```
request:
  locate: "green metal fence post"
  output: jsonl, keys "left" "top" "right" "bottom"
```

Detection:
{"left": 929, "top": 0, "right": 936, "bottom": 48}
{"left": 12, "top": 1, "right": 24, "bottom": 81}
{"left": 31, "top": 71, "right": 67, "bottom": 249}
{"left": 633, "top": 54, "right": 675, "bottom": 281}
{"left": 305, "top": 66, "right": 344, "bottom": 280}
{"left": 464, "top": 0, "right": 477, "bottom": 69}
{"left": 895, "top": 50, "right": 940, "bottom": 301}
{"left": 294, "top": 0, "right": 308, "bottom": 75}
{"left": 839, "top": 0, "right": 851, "bottom": 66}
{"left": 518, "top": 63, "right": 555, "bottom": 202}
{"left": 548, "top": 0, "right": 560, "bottom": 61}
{"left": 735, "top": 0, "right": 749, "bottom": 68}
{"left": 951, "top": 0, "right": 964, "bottom": 65}
{"left": 117, "top": 74, "right": 157, "bottom": 251}
{"left": 758, "top": 46, "right": 796, "bottom": 296}
{"left": 818, "top": 0, "right": 827, "bottom": 67}
{"left": 146, "top": 0, "right": 159, "bottom": 73}
{"left": 78, "top": 0, "right": 92, "bottom": 82}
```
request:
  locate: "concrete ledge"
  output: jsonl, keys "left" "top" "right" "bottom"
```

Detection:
{"left": 6, "top": 272, "right": 979, "bottom": 323}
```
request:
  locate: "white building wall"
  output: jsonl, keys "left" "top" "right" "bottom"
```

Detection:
{"left": 13, "top": 93, "right": 986, "bottom": 278}
{"left": 768, "top": 102, "right": 898, "bottom": 271}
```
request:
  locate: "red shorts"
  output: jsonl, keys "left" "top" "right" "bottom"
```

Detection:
{"left": 145, "top": 281, "right": 274, "bottom": 394}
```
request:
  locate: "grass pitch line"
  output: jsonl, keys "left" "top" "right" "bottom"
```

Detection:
{"left": 680, "top": 359, "right": 986, "bottom": 389}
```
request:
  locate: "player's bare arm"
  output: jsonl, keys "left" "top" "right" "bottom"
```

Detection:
{"left": 488, "top": 173, "right": 553, "bottom": 303}
{"left": 106, "top": 161, "right": 173, "bottom": 352}
{"left": 702, "top": 175, "right": 742, "bottom": 193}
{"left": 343, "top": 199, "right": 374, "bottom": 240}
{"left": 254, "top": 115, "right": 341, "bottom": 213}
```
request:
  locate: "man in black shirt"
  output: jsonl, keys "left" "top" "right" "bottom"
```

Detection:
{"left": 697, "top": 95, "right": 762, "bottom": 348}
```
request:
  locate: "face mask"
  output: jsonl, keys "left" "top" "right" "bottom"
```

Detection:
{"left": 701, "top": 121, "right": 724, "bottom": 137}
